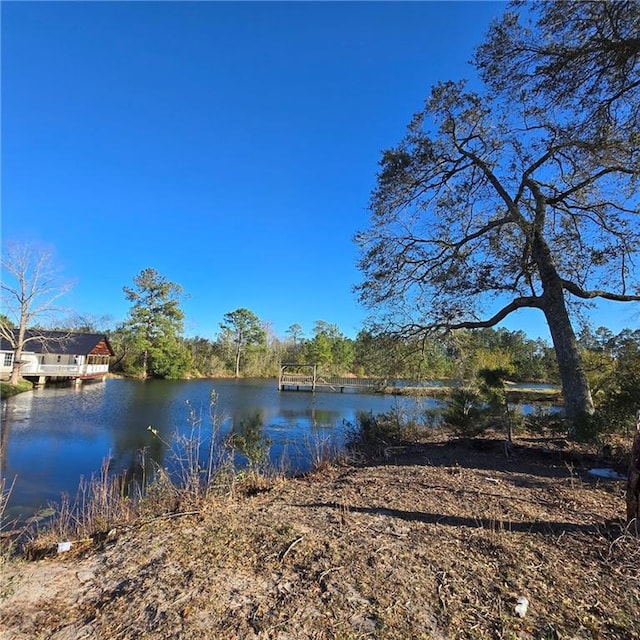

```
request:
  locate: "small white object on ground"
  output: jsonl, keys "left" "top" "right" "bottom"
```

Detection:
{"left": 515, "top": 596, "right": 529, "bottom": 618}
{"left": 57, "top": 541, "right": 72, "bottom": 553}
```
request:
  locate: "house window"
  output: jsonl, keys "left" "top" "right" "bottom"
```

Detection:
{"left": 3, "top": 353, "right": 14, "bottom": 367}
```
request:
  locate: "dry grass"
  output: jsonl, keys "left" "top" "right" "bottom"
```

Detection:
{"left": 0, "top": 477, "right": 20, "bottom": 564}
{"left": 1, "top": 433, "right": 639, "bottom": 639}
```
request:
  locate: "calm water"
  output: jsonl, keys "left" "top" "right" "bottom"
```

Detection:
{"left": 1, "top": 378, "right": 437, "bottom": 518}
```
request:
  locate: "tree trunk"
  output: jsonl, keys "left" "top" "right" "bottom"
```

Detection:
{"left": 626, "top": 410, "right": 640, "bottom": 525}
{"left": 9, "top": 319, "right": 28, "bottom": 385}
{"left": 9, "top": 348, "right": 23, "bottom": 385}
{"left": 542, "top": 295, "right": 594, "bottom": 421}
{"left": 532, "top": 230, "right": 594, "bottom": 421}
{"left": 234, "top": 343, "right": 241, "bottom": 378}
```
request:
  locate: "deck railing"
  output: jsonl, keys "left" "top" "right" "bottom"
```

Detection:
{"left": 280, "top": 374, "right": 316, "bottom": 385}
{"left": 317, "top": 376, "right": 387, "bottom": 389}
{"left": 21, "top": 363, "right": 109, "bottom": 376}
{"left": 278, "top": 373, "right": 388, "bottom": 392}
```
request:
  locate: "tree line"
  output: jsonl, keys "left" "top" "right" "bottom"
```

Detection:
{"left": 87, "top": 266, "right": 560, "bottom": 382}
{"left": 1, "top": 255, "right": 637, "bottom": 392}
{"left": 60, "top": 265, "right": 631, "bottom": 418}
{"left": 106, "top": 266, "right": 640, "bottom": 437}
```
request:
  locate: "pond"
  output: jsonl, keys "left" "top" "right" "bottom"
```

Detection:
{"left": 1, "top": 378, "right": 440, "bottom": 519}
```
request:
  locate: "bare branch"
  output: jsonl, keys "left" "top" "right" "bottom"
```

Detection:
{"left": 561, "top": 279, "right": 640, "bottom": 302}
{"left": 1, "top": 242, "right": 74, "bottom": 383}
{"left": 453, "top": 143, "right": 524, "bottom": 224}
{"left": 432, "top": 297, "right": 543, "bottom": 331}
{"left": 547, "top": 165, "right": 635, "bottom": 205}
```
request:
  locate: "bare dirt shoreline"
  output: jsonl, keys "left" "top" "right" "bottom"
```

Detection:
{"left": 1, "top": 434, "right": 638, "bottom": 639}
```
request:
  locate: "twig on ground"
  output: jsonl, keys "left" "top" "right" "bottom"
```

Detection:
{"left": 280, "top": 536, "right": 304, "bottom": 562}
{"left": 318, "top": 566, "right": 343, "bottom": 583}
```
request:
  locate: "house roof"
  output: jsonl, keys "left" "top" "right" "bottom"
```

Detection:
{"left": 0, "top": 330, "right": 114, "bottom": 356}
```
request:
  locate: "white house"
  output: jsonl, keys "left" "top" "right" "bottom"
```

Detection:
{"left": 0, "top": 330, "right": 114, "bottom": 385}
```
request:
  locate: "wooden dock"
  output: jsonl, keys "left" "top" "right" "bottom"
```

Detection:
{"left": 279, "top": 363, "right": 390, "bottom": 392}
{"left": 278, "top": 372, "right": 387, "bottom": 393}
{"left": 277, "top": 364, "right": 562, "bottom": 401}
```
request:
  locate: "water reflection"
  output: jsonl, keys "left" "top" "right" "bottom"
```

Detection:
{"left": 0, "top": 378, "right": 440, "bottom": 517}
{"left": 107, "top": 380, "right": 178, "bottom": 479}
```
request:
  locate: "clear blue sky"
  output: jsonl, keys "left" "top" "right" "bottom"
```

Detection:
{"left": 2, "top": 1, "right": 636, "bottom": 341}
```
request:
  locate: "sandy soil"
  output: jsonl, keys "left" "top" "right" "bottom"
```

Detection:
{"left": 1, "top": 435, "right": 638, "bottom": 639}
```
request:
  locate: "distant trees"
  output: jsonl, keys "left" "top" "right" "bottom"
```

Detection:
{"left": 286, "top": 323, "right": 304, "bottom": 348}
{"left": 3, "top": 243, "right": 630, "bottom": 405}
{"left": 278, "top": 323, "right": 303, "bottom": 365}
{"left": 186, "top": 336, "right": 227, "bottom": 378}
{"left": 350, "top": 327, "right": 557, "bottom": 383}
{"left": 261, "top": 322, "right": 284, "bottom": 378}
{"left": 462, "top": 329, "right": 558, "bottom": 384}
{"left": 579, "top": 327, "right": 640, "bottom": 432}
{"left": 53, "top": 313, "right": 113, "bottom": 334}
{"left": 184, "top": 316, "right": 561, "bottom": 383}
{"left": 0, "top": 243, "right": 593, "bottom": 389}
{"left": 303, "top": 321, "right": 354, "bottom": 375}
{"left": 219, "top": 308, "right": 266, "bottom": 378}
{"left": 356, "top": 0, "right": 640, "bottom": 422}
{"left": 283, "top": 323, "right": 304, "bottom": 361}
{"left": 352, "top": 330, "right": 431, "bottom": 379}
{"left": 1, "top": 245, "right": 626, "bottom": 396}
{"left": 118, "top": 268, "right": 191, "bottom": 379}
{"left": 0, "top": 242, "right": 73, "bottom": 383}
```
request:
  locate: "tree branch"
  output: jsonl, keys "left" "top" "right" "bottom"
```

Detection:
{"left": 561, "top": 279, "right": 640, "bottom": 302}
{"left": 454, "top": 144, "right": 524, "bottom": 223}
{"left": 547, "top": 165, "right": 635, "bottom": 205}
{"left": 432, "top": 296, "right": 543, "bottom": 331}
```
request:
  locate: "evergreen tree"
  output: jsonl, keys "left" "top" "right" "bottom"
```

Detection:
{"left": 219, "top": 308, "right": 266, "bottom": 378}
{"left": 122, "top": 268, "right": 190, "bottom": 378}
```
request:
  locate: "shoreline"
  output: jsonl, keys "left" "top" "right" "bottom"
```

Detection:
{"left": 1, "top": 433, "right": 635, "bottom": 639}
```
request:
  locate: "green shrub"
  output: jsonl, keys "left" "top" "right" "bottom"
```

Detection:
{"left": 229, "top": 413, "right": 271, "bottom": 470}
{"left": 442, "top": 386, "right": 486, "bottom": 438}
{"left": 586, "top": 333, "right": 640, "bottom": 438}
{"left": 345, "top": 408, "right": 419, "bottom": 456}
{"left": 524, "top": 406, "right": 566, "bottom": 435}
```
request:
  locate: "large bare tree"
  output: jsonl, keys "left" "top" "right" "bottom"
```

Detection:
{"left": 1, "top": 243, "right": 73, "bottom": 384}
{"left": 356, "top": 1, "right": 640, "bottom": 423}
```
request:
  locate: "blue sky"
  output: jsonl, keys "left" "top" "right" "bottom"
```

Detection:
{"left": 2, "top": 1, "right": 636, "bottom": 341}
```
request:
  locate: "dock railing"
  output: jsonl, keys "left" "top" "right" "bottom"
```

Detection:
{"left": 278, "top": 368, "right": 388, "bottom": 393}
{"left": 21, "top": 363, "right": 109, "bottom": 377}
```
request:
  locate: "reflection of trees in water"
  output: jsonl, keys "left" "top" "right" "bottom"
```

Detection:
{"left": 106, "top": 447, "right": 157, "bottom": 497}
{"left": 279, "top": 407, "right": 341, "bottom": 430}
{"left": 108, "top": 381, "right": 181, "bottom": 487}
{"left": 255, "top": 405, "right": 345, "bottom": 473}
{"left": 229, "top": 412, "right": 271, "bottom": 470}
{"left": 6, "top": 380, "right": 428, "bottom": 513}
{"left": 311, "top": 408, "right": 341, "bottom": 430}
{"left": 0, "top": 393, "right": 36, "bottom": 487}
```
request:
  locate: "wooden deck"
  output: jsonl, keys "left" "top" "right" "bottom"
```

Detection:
{"left": 277, "top": 365, "right": 562, "bottom": 401}
{"left": 278, "top": 373, "right": 388, "bottom": 393}
{"left": 21, "top": 363, "right": 110, "bottom": 386}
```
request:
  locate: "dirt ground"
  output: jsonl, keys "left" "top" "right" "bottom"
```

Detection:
{"left": 1, "top": 434, "right": 638, "bottom": 639}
